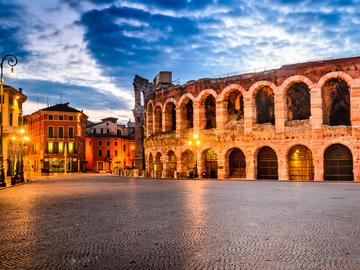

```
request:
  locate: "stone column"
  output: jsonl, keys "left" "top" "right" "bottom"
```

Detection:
{"left": 278, "top": 158, "right": 288, "bottom": 181}
{"left": 350, "top": 80, "right": 360, "bottom": 127}
{"left": 196, "top": 151, "right": 203, "bottom": 178}
{"left": 274, "top": 88, "right": 285, "bottom": 133}
{"left": 176, "top": 106, "right": 181, "bottom": 138}
{"left": 246, "top": 153, "right": 256, "bottom": 180}
{"left": 193, "top": 101, "right": 201, "bottom": 134}
{"left": 244, "top": 94, "right": 253, "bottom": 133}
{"left": 310, "top": 86, "right": 322, "bottom": 129}
{"left": 217, "top": 154, "right": 226, "bottom": 180}
{"left": 314, "top": 150, "right": 324, "bottom": 181}
{"left": 216, "top": 100, "right": 226, "bottom": 134}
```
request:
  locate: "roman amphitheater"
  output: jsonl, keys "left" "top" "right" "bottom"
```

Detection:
{"left": 133, "top": 56, "right": 360, "bottom": 181}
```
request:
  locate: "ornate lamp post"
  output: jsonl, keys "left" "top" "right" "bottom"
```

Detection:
{"left": 187, "top": 133, "right": 201, "bottom": 178}
{"left": 0, "top": 54, "right": 18, "bottom": 187}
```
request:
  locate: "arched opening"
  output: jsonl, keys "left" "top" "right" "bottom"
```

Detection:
{"left": 228, "top": 148, "right": 246, "bottom": 178}
{"left": 288, "top": 145, "right": 314, "bottom": 181}
{"left": 180, "top": 98, "right": 193, "bottom": 129}
{"left": 166, "top": 150, "right": 177, "bottom": 178}
{"left": 322, "top": 78, "right": 351, "bottom": 126}
{"left": 204, "top": 95, "right": 216, "bottom": 129}
{"left": 181, "top": 150, "right": 195, "bottom": 177}
{"left": 257, "top": 147, "right": 278, "bottom": 180}
{"left": 148, "top": 153, "right": 153, "bottom": 175}
{"left": 155, "top": 152, "right": 163, "bottom": 178}
{"left": 227, "top": 91, "right": 244, "bottom": 122}
{"left": 164, "top": 102, "right": 176, "bottom": 131}
{"left": 256, "top": 86, "right": 275, "bottom": 124}
{"left": 286, "top": 82, "right": 311, "bottom": 121}
{"left": 154, "top": 106, "right": 162, "bottom": 133}
{"left": 147, "top": 103, "right": 153, "bottom": 136}
{"left": 140, "top": 91, "right": 145, "bottom": 107}
{"left": 324, "top": 144, "right": 353, "bottom": 181}
{"left": 202, "top": 149, "right": 217, "bottom": 178}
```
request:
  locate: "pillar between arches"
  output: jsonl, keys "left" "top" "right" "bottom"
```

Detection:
{"left": 217, "top": 156, "right": 226, "bottom": 179}
{"left": 244, "top": 96, "right": 253, "bottom": 133}
{"left": 310, "top": 87, "right": 322, "bottom": 129}
{"left": 275, "top": 90, "right": 285, "bottom": 132}
{"left": 278, "top": 157, "right": 288, "bottom": 181}
{"left": 350, "top": 83, "right": 360, "bottom": 127}
{"left": 314, "top": 153, "right": 324, "bottom": 181}
{"left": 246, "top": 158, "right": 255, "bottom": 180}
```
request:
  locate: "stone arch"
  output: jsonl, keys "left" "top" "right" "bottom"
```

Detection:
{"left": 321, "top": 78, "right": 351, "bottom": 126}
{"left": 147, "top": 102, "right": 154, "bottom": 136}
{"left": 201, "top": 148, "right": 218, "bottom": 178}
{"left": 155, "top": 152, "right": 163, "bottom": 178}
{"left": 181, "top": 149, "right": 195, "bottom": 177}
{"left": 226, "top": 147, "right": 246, "bottom": 178}
{"left": 256, "top": 146, "right": 278, "bottom": 180}
{"left": 281, "top": 75, "right": 314, "bottom": 90}
{"left": 285, "top": 82, "right": 311, "bottom": 121}
{"left": 248, "top": 81, "right": 277, "bottom": 97}
{"left": 163, "top": 98, "right": 176, "bottom": 132}
{"left": 253, "top": 85, "right": 275, "bottom": 125}
{"left": 220, "top": 85, "right": 245, "bottom": 123}
{"left": 324, "top": 144, "right": 353, "bottom": 181}
{"left": 154, "top": 105, "right": 163, "bottom": 133}
{"left": 195, "top": 89, "right": 217, "bottom": 130}
{"left": 318, "top": 71, "right": 353, "bottom": 89}
{"left": 165, "top": 149, "right": 177, "bottom": 178}
{"left": 287, "top": 144, "right": 314, "bottom": 181}
{"left": 178, "top": 93, "right": 195, "bottom": 130}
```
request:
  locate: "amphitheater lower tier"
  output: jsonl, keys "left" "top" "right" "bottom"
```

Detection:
{"left": 144, "top": 125, "right": 359, "bottom": 181}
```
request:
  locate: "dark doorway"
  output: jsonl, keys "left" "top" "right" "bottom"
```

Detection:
{"left": 205, "top": 95, "right": 216, "bottom": 129}
{"left": 203, "top": 149, "right": 217, "bottom": 178}
{"left": 228, "top": 148, "right": 246, "bottom": 178}
{"left": 324, "top": 144, "right": 353, "bottom": 181}
{"left": 256, "top": 87, "right": 275, "bottom": 124}
{"left": 287, "top": 82, "right": 311, "bottom": 121}
{"left": 257, "top": 147, "right": 278, "bottom": 179}
{"left": 182, "top": 99, "right": 193, "bottom": 129}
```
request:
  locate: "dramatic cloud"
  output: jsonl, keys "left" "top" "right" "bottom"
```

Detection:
{"left": 2, "top": 0, "right": 360, "bottom": 121}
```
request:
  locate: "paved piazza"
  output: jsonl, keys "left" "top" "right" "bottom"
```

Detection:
{"left": 1, "top": 175, "right": 360, "bottom": 269}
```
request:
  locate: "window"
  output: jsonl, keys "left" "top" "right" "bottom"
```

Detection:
{"left": 68, "top": 142, "right": 74, "bottom": 154}
{"left": 59, "top": 142, "right": 64, "bottom": 153}
{"left": 107, "top": 129, "right": 110, "bottom": 134}
{"left": 123, "top": 145, "right": 126, "bottom": 152}
{"left": 9, "top": 95, "right": 13, "bottom": 105}
{"left": 58, "top": 127, "right": 64, "bottom": 138}
{"left": 68, "top": 115, "right": 74, "bottom": 121}
{"left": 9, "top": 112, "right": 13, "bottom": 126}
{"left": 48, "top": 115, "right": 54, "bottom": 120}
{"left": 54, "top": 142, "right": 59, "bottom": 153}
{"left": 98, "top": 140, "right": 102, "bottom": 146}
{"left": 68, "top": 127, "right": 74, "bottom": 138}
{"left": 106, "top": 141, "right": 110, "bottom": 146}
{"left": 18, "top": 116, "right": 22, "bottom": 126}
{"left": 48, "top": 126, "right": 54, "bottom": 138}
{"left": 93, "top": 129, "right": 96, "bottom": 134}
{"left": 0, "top": 95, "right": 3, "bottom": 104}
{"left": 47, "top": 142, "right": 54, "bottom": 154}
{"left": 101, "top": 128, "right": 103, "bottom": 134}
{"left": 98, "top": 150, "right": 102, "bottom": 157}
{"left": 115, "top": 150, "right": 118, "bottom": 157}
{"left": 115, "top": 141, "right": 118, "bottom": 146}
{"left": 106, "top": 150, "right": 110, "bottom": 158}
{"left": 59, "top": 115, "right": 64, "bottom": 120}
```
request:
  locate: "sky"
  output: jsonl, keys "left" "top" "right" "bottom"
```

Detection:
{"left": 1, "top": 0, "right": 360, "bottom": 122}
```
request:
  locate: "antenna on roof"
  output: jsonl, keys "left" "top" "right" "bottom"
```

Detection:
{"left": 47, "top": 96, "right": 49, "bottom": 107}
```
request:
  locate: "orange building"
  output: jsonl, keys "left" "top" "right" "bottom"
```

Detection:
{"left": 25, "top": 103, "right": 87, "bottom": 174}
{"left": 85, "top": 134, "right": 135, "bottom": 172}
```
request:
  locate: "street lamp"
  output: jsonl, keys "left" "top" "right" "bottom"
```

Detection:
{"left": 187, "top": 133, "right": 201, "bottom": 178}
{"left": 0, "top": 54, "right": 18, "bottom": 187}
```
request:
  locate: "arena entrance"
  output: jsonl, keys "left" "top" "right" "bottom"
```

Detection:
{"left": 228, "top": 148, "right": 246, "bottom": 178}
{"left": 257, "top": 147, "right": 278, "bottom": 180}
{"left": 203, "top": 149, "right": 218, "bottom": 178}
{"left": 165, "top": 150, "right": 177, "bottom": 178}
{"left": 288, "top": 145, "right": 314, "bottom": 181}
{"left": 324, "top": 144, "right": 353, "bottom": 181}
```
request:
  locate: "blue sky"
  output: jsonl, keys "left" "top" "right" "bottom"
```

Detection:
{"left": 1, "top": 0, "right": 360, "bottom": 122}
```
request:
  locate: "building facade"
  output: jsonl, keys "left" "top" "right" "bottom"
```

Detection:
{"left": 0, "top": 86, "right": 27, "bottom": 185}
{"left": 85, "top": 117, "right": 135, "bottom": 172}
{"left": 137, "top": 56, "right": 360, "bottom": 181}
{"left": 25, "top": 103, "right": 87, "bottom": 175}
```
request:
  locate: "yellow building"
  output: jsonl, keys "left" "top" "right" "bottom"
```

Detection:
{"left": 0, "top": 85, "right": 27, "bottom": 186}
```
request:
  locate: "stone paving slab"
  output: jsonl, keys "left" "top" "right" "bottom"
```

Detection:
{"left": 1, "top": 175, "right": 360, "bottom": 269}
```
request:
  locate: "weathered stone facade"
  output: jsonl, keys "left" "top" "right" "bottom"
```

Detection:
{"left": 136, "top": 56, "right": 360, "bottom": 181}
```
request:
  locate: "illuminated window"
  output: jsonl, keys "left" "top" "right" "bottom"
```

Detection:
{"left": 59, "top": 142, "right": 64, "bottom": 153}
{"left": 47, "top": 142, "right": 54, "bottom": 154}
{"left": 68, "top": 142, "right": 74, "bottom": 154}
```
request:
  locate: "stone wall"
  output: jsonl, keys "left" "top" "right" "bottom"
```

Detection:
{"left": 140, "top": 56, "right": 360, "bottom": 181}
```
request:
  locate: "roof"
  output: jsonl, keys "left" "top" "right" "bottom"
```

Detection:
{"left": 101, "top": 117, "right": 118, "bottom": 123}
{"left": 3, "top": 85, "right": 27, "bottom": 101}
{"left": 40, "top": 102, "right": 81, "bottom": 113}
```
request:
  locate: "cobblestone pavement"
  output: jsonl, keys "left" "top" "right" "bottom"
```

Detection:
{"left": 1, "top": 175, "right": 360, "bottom": 270}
